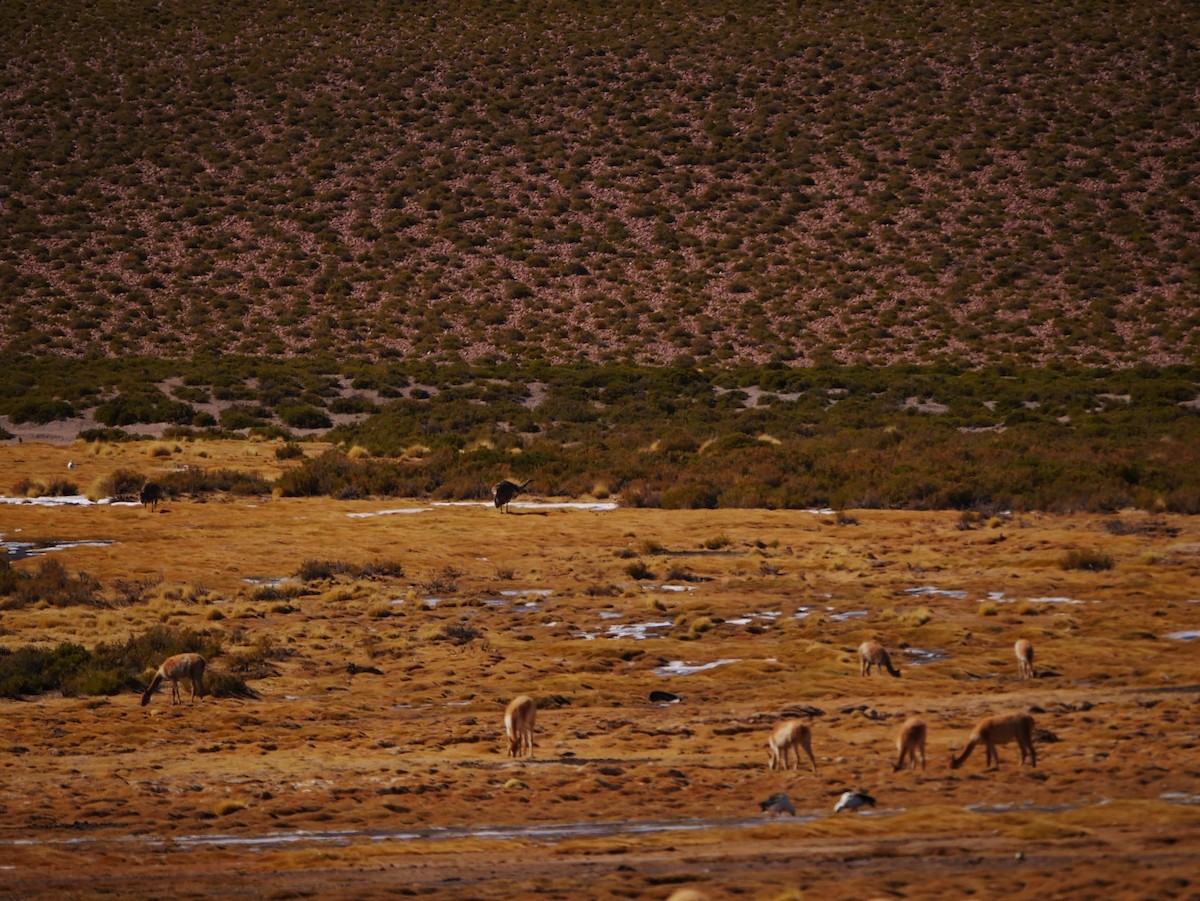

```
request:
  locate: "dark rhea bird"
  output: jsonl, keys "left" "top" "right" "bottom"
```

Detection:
{"left": 492, "top": 478, "right": 531, "bottom": 513}
{"left": 140, "top": 481, "right": 164, "bottom": 510}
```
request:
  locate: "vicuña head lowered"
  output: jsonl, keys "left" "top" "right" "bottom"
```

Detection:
{"left": 504, "top": 694, "right": 537, "bottom": 757}
{"left": 950, "top": 712, "right": 1037, "bottom": 770}
{"left": 141, "top": 653, "right": 206, "bottom": 706}
{"left": 859, "top": 640, "right": 901, "bottom": 677}
{"left": 893, "top": 716, "right": 927, "bottom": 772}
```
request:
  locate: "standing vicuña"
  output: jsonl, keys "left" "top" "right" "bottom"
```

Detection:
{"left": 893, "top": 716, "right": 927, "bottom": 771}
{"left": 859, "top": 640, "right": 901, "bottom": 677}
{"left": 504, "top": 695, "right": 537, "bottom": 757}
{"left": 141, "top": 653, "right": 206, "bottom": 706}
{"left": 1014, "top": 639, "right": 1035, "bottom": 680}
{"left": 950, "top": 712, "right": 1037, "bottom": 770}
{"left": 767, "top": 719, "right": 817, "bottom": 773}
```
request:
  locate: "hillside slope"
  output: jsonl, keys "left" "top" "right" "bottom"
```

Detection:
{"left": 1, "top": 0, "right": 1197, "bottom": 365}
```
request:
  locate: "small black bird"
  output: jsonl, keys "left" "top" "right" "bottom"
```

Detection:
{"left": 492, "top": 478, "right": 531, "bottom": 513}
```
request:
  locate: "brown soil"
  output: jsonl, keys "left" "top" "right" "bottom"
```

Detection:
{"left": 1, "top": 441, "right": 1198, "bottom": 900}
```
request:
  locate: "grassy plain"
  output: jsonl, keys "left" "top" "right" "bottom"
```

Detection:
{"left": 1, "top": 440, "right": 1198, "bottom": 900}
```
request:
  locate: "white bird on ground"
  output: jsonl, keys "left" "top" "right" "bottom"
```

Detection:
{"left": 67, "top": 461, "right": 75, "bottom": 470}
{"left": 834, "top": 790, "right": 876, "bottom": 813}
{"left": 759, "top": 792, "right": 796, "bottom": 816}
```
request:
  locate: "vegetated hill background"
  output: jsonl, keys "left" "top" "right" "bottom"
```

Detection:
{"left": 1, "top": 0, "right": 1197, "bottom": 367}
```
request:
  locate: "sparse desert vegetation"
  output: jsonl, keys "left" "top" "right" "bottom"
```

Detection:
{"left": 1, "top": 0, "right": 1197, "bottom": 367}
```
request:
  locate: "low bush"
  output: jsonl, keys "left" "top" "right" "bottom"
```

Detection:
{"left": 0, "top": 625, "right": 228, "bottom": 699}
{"left": 295, "top": 558, "right": 404, "bottom": 582}
{"left": 277, "top": 404, "right": 332, "bottom": 430}
{"left": 625, "top": 560, "right": 654, "bottom": 580}
{"left": 1060, "top": 549, "right": 1115, "bottom": 571}
{"left": 0, "top": 558, "right": 103, "bottom": 610}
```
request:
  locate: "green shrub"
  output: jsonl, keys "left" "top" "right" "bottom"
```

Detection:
{"left": 278, "top": 404, "right": 332, "bottom": 430}
{"left": 0, "top": 626, "right": 227, "bottom": 699}
{"left": 94, "top": 390, "right": 193, "bottom": 427}
{"left": 8, "top": 399, "right": 76, "bottom": 424}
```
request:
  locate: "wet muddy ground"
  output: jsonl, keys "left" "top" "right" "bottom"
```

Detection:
{"left": 1, "top": 441, "right": 1198, "bottom": 899}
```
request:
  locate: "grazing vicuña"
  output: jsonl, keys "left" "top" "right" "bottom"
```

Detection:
{"left": 859, "top": 640, "right": 901, "bottom": 677}
{"left": 950, "top": 712, "right": 1037, "bottom": 770}
{"left": 893, "top": 716, "right": 927, "bottom": 772}
{"left": 504, "top": 694, "right": 537, "bottom": 758}
{"left": 141, "top": 653, "right": 206, "bottom": 707}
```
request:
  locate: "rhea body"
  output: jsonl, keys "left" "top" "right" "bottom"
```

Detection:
{"left": 492, "top": 479, "right": 531, "bottom": 513}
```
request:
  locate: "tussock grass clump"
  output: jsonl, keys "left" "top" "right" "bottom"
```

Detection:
{"left": 625, "top": 561, "right": 655, "bottom": 580}
{"left": 160, "top": 467, "right": 269, "bottom": 498}
{"left": 250, "top": 583, "right": 310, "bottom": 603}
{"left": 902, "top": 606, "right": 934, "bottom": 627}
{"left": 111, "top": 576, "right": 163, "bottom": 606}
{"left": 1060, "top": 549, "right": 1115, "bottom": 571}
{"left": 12, "top": 477, "right": 79, "bottom": 497}
{"left": 89, "top": 467, "right": 148, "bottom": 500}
{"left": 275, "top": 442, "right": 305, "bottom": 460}
{"left": 296, "top": 559, "right": 404, "bottom": 582}
{"left": 665, "top": 565, "right": 704, "bottom": 583}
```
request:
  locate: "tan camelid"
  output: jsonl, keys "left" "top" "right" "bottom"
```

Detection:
{"left": 767, "top": 719, "right": 818, "bottom": 772}
{"left": 893, "top": 716, "right": 927, "bottom": 771}
{"left": 950, "top": 712, "right": 1037, "bottom": 770}
{"left": 1015, "top": 639, "right": 1035, "bottom": 680}
{"left": 141, "top": 653, "right": 206, "bottom": 706}
{"left": 504, "top": 695, "right": 537, "bottom": 757}
{"left": 859, "top": 640, "right": 901, "bottom": 677}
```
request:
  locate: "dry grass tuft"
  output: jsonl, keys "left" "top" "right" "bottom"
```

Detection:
{"left": 213, "top": 799, "right": 248, "bottom": 816}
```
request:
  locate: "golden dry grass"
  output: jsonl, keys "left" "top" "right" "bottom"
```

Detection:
{"left": 0, "top": 440, "right": 1198, "bottom": 900}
